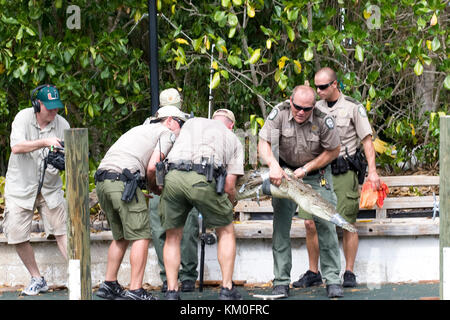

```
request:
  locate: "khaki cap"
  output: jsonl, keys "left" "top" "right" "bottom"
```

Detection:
{"left": 213, "top": 109, "right": 236, "bottom": 124}
{"left": 156, "top": 105, "right": 189, "bottom": 121}
{"left": 160, "top": 88, "right": 182, "bottom": 108}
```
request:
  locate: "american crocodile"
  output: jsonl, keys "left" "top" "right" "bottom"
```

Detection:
{"left": 236, "top": 168, "right": 357, "bottom": 233}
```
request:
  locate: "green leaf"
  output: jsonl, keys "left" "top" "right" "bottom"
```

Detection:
{"left": 369, "top": 85, "right": 376, "bottom": 99}
{"left": 221, "top": 0, "right": 230, "bottom": 7}
{"left": 304, "top": 47, "right": 314, "bottom": 61}
{"left": 247, "top": 48, "right": 261, "bottom": 64}
{"left": 431, "top": 37, "right": 440, "bottom": 52}
{"left": 88, "top": 104, "right": 94, "bottom": 118}
{"left": 414, "top": 60, "right": 423, "bottom": 76}
{"left": 228, "top": 14, "right": 238, "bottom": 27}
{"left": 444, "top": 75, "right": 450, "bottom": 90}
{"left": 115, "top": 96, "right": 126, "bottom": 104}
{"left": 286, "top": 25, "right": 295, "bottom": 42}
{"left": 46, "top": 64, "right": 56, "bottom": 76}
{"left": 210, "top": 71, "right": 221, "bottom": 89}
{"left": 355, "top": 45, "right": 364, "bottom": 62}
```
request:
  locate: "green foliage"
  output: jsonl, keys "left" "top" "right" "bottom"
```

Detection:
{"left": 0, "top": 0, "right": 448, "bottom": 174}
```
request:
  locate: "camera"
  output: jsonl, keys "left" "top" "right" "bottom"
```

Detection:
{"left": 47, "top": 142, "right": 65, "bottom": 171}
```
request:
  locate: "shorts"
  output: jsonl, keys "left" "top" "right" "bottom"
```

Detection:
{"left": 96, "top": 179, "right": 150, "bottom": 241}
{"left": 159, "top": 170, "right": 233, "bottom": 230}
{"left": 3, "top": 194, "right": 67, "bottom": 244}
{"left": 331, "top": 170, "right": 360, "bottom": 224}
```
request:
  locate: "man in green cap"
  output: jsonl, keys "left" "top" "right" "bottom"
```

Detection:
{"left": 3, "top": 84, "right": 69, "bottom": 296}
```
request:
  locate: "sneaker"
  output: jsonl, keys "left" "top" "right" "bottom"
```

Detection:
{"left": 219, "top": 284, "right": 243, "bottom": 300}
{"left": 123, "top": 288, "right": 158, "bottom": 300}
{"left": 161, "top": 280, "right": 168, "bottom": 293}
{"left": 180, "top": 280, "right": 195, "bottom": 292}
{"left": 343, "top": 270, "right": 357, "bottom": 287}
{"left": 95, "top": 281, "right": 126, "bottom": 300}
{"left": 165, "top": 290, "right": 181, "bottom": 300}
{"left": 22, "top": 277, "right": 49, "bottom": 296}
{"left": 326, "top": 284, "right": 344, "bottom": 298}
{"left": 271, "top": 285, "right": 289, "bottom": 298}
{"left": 292, "top": 270, "right": 323, "bottom": 288}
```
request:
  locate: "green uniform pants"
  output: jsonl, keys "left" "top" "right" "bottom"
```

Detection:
{"left": 149, "top": 194, "right": 199, "bottom": 283}
{"left": 272, "top": 165, "right": 341, "bottom": 286}
{"left": 332, "top": 170, "right": 360, "bottom": 224}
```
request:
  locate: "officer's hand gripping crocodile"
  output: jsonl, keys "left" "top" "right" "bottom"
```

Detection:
{"left": 235, "top": 168, "right": 357, "bottom": 233}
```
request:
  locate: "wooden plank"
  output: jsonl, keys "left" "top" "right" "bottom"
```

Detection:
{"left": 233, "top": 218, "right": 439, "bottom": 238}
{"left": 440, "top": 116, "right": 450, "bottom": 299}
{"left": 382, "top": 175, "right": 439, "bottom": 187}
{"left": 65, "top": 128, "right": 92, "bottom": 300}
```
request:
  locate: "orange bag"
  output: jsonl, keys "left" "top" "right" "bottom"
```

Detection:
{"left": 359, "top": 181, "right": 389, "bottom": 209}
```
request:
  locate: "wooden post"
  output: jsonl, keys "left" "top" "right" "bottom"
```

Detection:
{"left": 65, "top": 128, "right": 91, "bottom": 300}
{"left": 440, "top": 116, "right": 450, "bottom": 300}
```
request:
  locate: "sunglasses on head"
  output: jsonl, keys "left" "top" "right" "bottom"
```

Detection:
{"left": 174, "top": 117, "right": 184, "bottom": 128}
{"left": 316, "top": 80, "right": 335, "bottom": 90}
{"left": 290, "top": 98, "right": 314, "bottom": 112}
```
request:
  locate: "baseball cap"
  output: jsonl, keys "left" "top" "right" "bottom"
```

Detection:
{"left": 36, "top": 85, "right": 64, "bottom": 110}
{"left": 160, "top": 88, "right": 182, "bottom": 108}
{"left": 156, "top": 105, "right": 189, "bottom": 122}
{"left": 213, "top": 109, "right": 236, "bottom": 124}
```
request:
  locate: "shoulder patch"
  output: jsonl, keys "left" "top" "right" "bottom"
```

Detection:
{"left": 324, "top": 116, "right": 335, "bottom": 130}
{"left": 344, "top": 96, "right": 359, "bottom": 105}
{"left": 313, "top": 107, "right": 327, "bottom": 118}
{"left": 358, "top": 104, "right": 368, "bottom": 117}
{"left": 268, "top": 108, "right": 278, "bottom": 120}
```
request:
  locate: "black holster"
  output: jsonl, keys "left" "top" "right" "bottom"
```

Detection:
{"left": 214, "top": 166, "right": 227, "bottom": 195}
{"left": 345, "top": 148, "right": 367, "bottom": 184}
{"left": 121, "top": 168, "right": 140, "bottom": 203}
{"left": 331, "top": 156, "right": 349, "bottom": 175}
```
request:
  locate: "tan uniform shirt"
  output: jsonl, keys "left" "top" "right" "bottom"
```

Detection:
{"left": 5, "top": 108, "right": 70, "bottom": 210}
{"left": 98, "top": 123, "right": 176, "bottom": 177}
{"left": 316, "top": 93, "right": 373, "bottom": 157}
{"left": 259, "top": 100, "right": 340, "bottom": 168}
{"left": 167, "top": 118, "right": 244, "bottom": 176}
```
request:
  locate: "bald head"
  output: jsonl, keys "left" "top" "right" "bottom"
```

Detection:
{"left": 292, "top": 85, "right": 316, "bottom": 104}
{"left": 315, "top": 67, "right": 337, "bottom": 82}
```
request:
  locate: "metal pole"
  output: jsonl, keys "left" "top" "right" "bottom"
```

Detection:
{"left": 207, "top": 44, "right": 215, "bottom": 119}
{"left": 148, "top": 0, "right": 159, "bottom": 116}
{"left": 440, "top": 116, "right": 450, "bottom": 300}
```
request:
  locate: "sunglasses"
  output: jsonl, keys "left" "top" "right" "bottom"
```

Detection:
{"left": 316, "top": 80, "right": 335, "bottom": 90}
{"left": 174, "top": 117, "right": 185, "bottom": 128}
{"left": 290, "top": 98, "right": 314, "bottom": 112}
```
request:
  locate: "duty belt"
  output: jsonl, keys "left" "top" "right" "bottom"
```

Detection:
{"left": 168, "top": 161, "right": 213, "bottom": 176}
{"left": 94, "top": 170, "right": 146, "bottom": 189}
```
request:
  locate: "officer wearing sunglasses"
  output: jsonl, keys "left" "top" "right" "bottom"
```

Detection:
{"left": 258, "top": 85, "right": 343, "bottom": 298}
{"left": 295, "top": 67, "right": 381, "bottom": 294}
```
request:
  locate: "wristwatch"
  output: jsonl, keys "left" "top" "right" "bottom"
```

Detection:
{"left": 300, "top": 166, "right": 308, "bottom": 176}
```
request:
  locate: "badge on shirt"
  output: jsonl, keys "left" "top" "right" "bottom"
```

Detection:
{"left": 268, "top": 108, "right": 278, "bottom": 120}
{"left": 324, "top": 116, "right": 335, "bottom": 130}
{"left": 311, "top": 124, "right": 319, "bottom": 132}
{"left": 170, "top": 133, "right": 176, "bottom": 143}
{"left": 358, "top": 105, "right": 368, "bottom": 117}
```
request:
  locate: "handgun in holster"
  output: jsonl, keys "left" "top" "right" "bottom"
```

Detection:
{"left": 121, "top": 168, "right": 139, "bottom": 203}
{"left": 345, "top": 148, "right": 367, "bottom": 184}
{"left": 215, "top": 165, "right": 227, "bottom": 195}
{"left": 205, "top": 156, "right": 214, "bottom": 182}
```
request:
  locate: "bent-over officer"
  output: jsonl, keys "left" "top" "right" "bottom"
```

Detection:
{"left": 146, "top": 88, "right": 199, "bottom": 293}
{"left": 258, "top": 85, "right": 343, "bottom": 298}
{"left": 159, "top": 109, "right": 244, "bottom": 300}
{"left": 94, "top": 105, "right": 188, "bottom": 300}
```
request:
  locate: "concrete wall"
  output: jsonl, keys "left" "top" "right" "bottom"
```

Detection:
{"left": 0, "top": 233, "right": 439, "bottom": 288}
